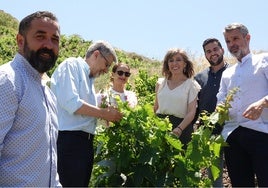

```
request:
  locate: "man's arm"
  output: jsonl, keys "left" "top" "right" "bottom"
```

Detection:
{"left": 75, "top": 102, "right": 122, "bottom": 122}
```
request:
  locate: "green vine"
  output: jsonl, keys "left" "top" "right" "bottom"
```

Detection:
{"left": 92, "top": 84, "right": 239, "bottom": 187}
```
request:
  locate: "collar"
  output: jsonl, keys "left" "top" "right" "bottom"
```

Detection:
{"left": 15, "top": 53, "right": 42, "bottom": 82}
{"left": 110, "top": 88, "right": 125, "bottom": 95}
{"left": 209, "top": 62, "right": 229, "bottom": 74}
{"left": 240, "top": 53, "right": 252, "bottom": 64}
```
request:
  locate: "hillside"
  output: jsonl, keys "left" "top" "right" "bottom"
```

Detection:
{"left": 0, "top": 10, "right": 160, "bottom": 66}
{"left": 0, "top": 10, "right": 164, "bottom": 90}
{"left": 0, "top": 10, "right": 243, "bottom": 91}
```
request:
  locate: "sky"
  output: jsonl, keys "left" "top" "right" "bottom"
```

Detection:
{"left": 1, "top": 0, "right": 268, "bottom": 61}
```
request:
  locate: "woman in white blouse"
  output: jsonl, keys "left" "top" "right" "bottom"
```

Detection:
{"left": 154, "top": 48, "right": 200, "bottom": 148}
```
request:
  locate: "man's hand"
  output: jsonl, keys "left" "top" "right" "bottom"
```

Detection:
{"left": 105, "top": 106, "right": 123, "bottom": 122}
{"left": 243, "top": 97, "right": 267, "bottom": 120}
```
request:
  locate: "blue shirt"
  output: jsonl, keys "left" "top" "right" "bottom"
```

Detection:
{"left": 217, "top": 53, "right": 268, "bottom": 140}
{"left": 50, "top": 57, "right": 97, "bottom": 134}
{"left": 0, "top": 54, "right": 61, "bottom": 187}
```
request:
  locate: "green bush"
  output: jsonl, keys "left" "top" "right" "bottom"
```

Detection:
{"left": 1, "top": 10, "right": 237, "bottom": 187}
{"left": 91, "top": 72, "right": 237, "bottom": 187}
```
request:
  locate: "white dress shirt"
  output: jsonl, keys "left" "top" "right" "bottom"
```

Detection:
{"left": 217, "top": 53, "right": 268, "bottom": 140}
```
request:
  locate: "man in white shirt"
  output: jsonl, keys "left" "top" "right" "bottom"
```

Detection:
{"left": 50, "top": 40, "right": 122, "bottom": 187}
{"left": 217, "top": 23, "right": 268, "bottom": 187}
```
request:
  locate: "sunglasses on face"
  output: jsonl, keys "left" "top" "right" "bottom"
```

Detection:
{"left": 116, "top": 70, "right": 131, "bottom": 77}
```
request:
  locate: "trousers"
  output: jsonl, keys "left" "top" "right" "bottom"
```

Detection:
{"left": 224, "top": 126, "right": 268, "bottom": 187}
{"left": 57, "top": 130, "right": 95, "bottom": 187}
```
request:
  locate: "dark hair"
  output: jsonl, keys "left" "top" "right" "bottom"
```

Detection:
{"left": 223, "top": 23, "right": 249, "bottom": 37}
{"left": 19, "top": 11, "right": 59, "bottom": 36}
{"left": 162, "top": 48, "right": 194, "bottom": 79}
{"left": 202, "top": 38, "right": 222, "bottom": 51}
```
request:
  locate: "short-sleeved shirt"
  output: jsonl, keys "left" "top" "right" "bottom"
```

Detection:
{"left": 156, "top": 78, "right": 200, "bottom": 118}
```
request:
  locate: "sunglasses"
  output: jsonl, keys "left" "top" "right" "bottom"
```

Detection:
{"left": 116, "top": 70, "right": 131, "bottom": 77}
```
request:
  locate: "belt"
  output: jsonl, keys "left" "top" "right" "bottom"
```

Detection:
{"left": 59, "top": 130, "right": 94, "bottom": 140}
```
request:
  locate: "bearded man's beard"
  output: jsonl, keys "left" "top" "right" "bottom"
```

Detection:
{"left": 23, "top": 41, "right": 58, "bottom": 73}
{"left": 208, "top": 55, "right": 224, "bottom": 66}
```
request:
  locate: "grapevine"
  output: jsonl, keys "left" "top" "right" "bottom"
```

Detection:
{"left": 91, "top": 71, "right": 239, "bottom": 187}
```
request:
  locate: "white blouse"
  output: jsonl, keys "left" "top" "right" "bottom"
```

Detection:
{"left": 156, "top": 78, "right": 200, "bottom": 118}
{"left": 96, "top": 88, "right": 138, "bottom": 108}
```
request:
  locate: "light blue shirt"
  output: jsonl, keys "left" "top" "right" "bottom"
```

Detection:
{"left": 217, "top": 53, "right": 268, "bottom": 140}
{"left": 50, "top": 57, "right": 97, "bottom": 134}
{"left": 0, "top": 54, "right": 61, "bottom": 187}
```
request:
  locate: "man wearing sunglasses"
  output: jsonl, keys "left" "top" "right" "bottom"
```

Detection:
{"left": 50, "top": 40, "right": 123, "bottom": 187}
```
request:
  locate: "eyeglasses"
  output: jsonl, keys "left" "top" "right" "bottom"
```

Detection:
{"left": 116, "top": 70, "right": 131, "bottom": 77}
{"left": 99, "top": 50, "right": 111, "bottom": 68}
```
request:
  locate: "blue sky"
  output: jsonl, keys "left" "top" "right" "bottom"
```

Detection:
{"left": 1, "top": 0, "right": 268, "bottom": 60}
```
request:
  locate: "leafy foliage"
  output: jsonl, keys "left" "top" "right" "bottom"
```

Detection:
{"left": 47, "top": 34, "right": 92, "bottom": 76}
{"left": 93, "top": 98, "right": 181, "bottom": 187}
{"left": 0, "top": 10, "right": 19, "bottom": 30}
{"left": 0, "top": 11, "right": 161, "bottom": 75}
{"left": 1, "top": 10, "right": 239, "bottom": 187}
{"left": 92, "top": 71, "right": 238, "bottom": 187}
{"left": 0, "top": 30, "right": 17, "bottom": 65}
{"left": 134, "top": 70, "right": 158, "bottom": 105}
{"left": 0, "top": 11, "right": 18, "bottom": 65}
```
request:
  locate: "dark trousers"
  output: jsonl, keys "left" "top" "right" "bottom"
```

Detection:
{"left": 57, "top": 131, "right": 94, "bottom": 187}
{"left": 224, "top": 126, "right": 268, "bottom": 187}
{"left": 157, "top": 114, "right": 193, "bottom": 148}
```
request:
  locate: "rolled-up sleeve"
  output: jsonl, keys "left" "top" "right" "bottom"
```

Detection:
{"left": 51, "top": 59, "right": 84, "bottom": 114}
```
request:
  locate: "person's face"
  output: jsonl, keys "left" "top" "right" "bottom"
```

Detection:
{"left": 17, "top": 18, "right": 60, "bottom": 73}
{"left": 224, "top": 29, "right": 250, "bottom": 61}
{"left": 89, "top": 50, "right": 113, "bottom": 78}
{"left": 204, "top": 41, "right": 224, "bottom": 66}
{"left": 112, "top": 65, "right": 131, "bottom": 85}
{"left": 167, "top": 53, "right": 186, "bottom": 75}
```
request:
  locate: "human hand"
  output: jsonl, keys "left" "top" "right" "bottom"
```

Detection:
{"left": 172, "top": 127, "right": 183, "bottom": 137}
{"left": 243, "top": 99, "right": 265, "bottom": 120}
{"left": 104, "top": 120, "right": 110, "bottom": 128}
{"left": 106, "top": 106, "right": 123, "bottom": 122}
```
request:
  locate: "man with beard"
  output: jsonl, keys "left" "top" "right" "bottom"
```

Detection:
{"left": 0, "top": 11, "right": 61, "bottom": 187}
{"left": 194, "top": 38, "right": 229, "bottom": 187}
{"left": 50, "top": 40, "right": 123, "bottom": 187}
{"left": 217, "top": 23, "right": 268, "bottom": 187}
